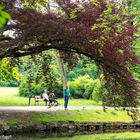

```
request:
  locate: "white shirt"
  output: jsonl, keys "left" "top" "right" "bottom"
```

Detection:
{"left": 42, "top": 93, "right": 49, "bottom": 100}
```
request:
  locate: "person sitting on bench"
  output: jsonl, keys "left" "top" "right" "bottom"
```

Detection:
{"left": 49, "top": 90, "right": 58, "bottom": 106}
{"left": 42, "top": 90, "right": 49, "bottom": 106}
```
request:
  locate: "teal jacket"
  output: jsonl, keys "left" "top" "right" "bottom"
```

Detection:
{"left": 64, "top": 89, "right": 71, "bottom": 96}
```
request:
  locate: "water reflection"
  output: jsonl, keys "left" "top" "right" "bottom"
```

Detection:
{"left": 12, "top": 130, "right": 140, "bottom": 140}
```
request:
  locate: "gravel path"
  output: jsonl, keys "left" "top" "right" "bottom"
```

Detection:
{"left": 0, "top": 106, "right": 139, "bottom": 113}
{"left": 0, "top": 106, "right": 113, "bottom": 112}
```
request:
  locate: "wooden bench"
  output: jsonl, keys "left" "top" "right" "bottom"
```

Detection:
{"left": 28, "top": 95, "right": 59, "bottom": 106}
{"left": 28, "top": 95, "right": 46, "bottom": 106}
{"left": 34, "top": 95, "right": 46, "bottom": 105}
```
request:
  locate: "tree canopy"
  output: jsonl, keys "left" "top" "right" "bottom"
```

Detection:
{"left": 0, "top": 0, "right": 140, "bottom": 111}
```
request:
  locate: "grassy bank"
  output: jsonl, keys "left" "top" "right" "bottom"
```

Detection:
{"left": 0, "top": 87, "right": 139, "bottom": 124}
{"left": 2, "top": 110, "right": 140, "bottom": 140}
{"left": 0, "top": 87, "right": 100, "bottom": 106}
{"left": 1, "top": 88, "right": 139, "bottom": 140}
{"left": 31, "top": 110, "right": 132, "bottom": 123}
{"left": 2, "top": 110, "right": 133, "bottom": 125}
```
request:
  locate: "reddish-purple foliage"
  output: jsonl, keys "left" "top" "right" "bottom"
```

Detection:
{"left": 0, "top": 0, "right": 140, "bottom": 114}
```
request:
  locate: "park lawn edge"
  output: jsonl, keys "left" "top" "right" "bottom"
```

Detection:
{"left": 3, "top": 110, "right": 135, "bottom": 126}
{"left": 30, "top": 110, "right": 134, "bottom": 123}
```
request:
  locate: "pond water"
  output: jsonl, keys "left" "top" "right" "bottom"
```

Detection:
{"left": 11, "top": 132, "right": 140, "bottom": 140}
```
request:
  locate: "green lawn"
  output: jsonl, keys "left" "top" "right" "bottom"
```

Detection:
{"left": 0, "top": 87, "right": 139, "bottom": 123}
{"left": 0, "top": 87, "right": 28, "bottom": 106}
{"left": 31, "top": 110, "right": 132, "bottom": 123}
{"left": 0, "top": 87, "right": 100, "bottom": 106}
{"left": 4, "top": 110, "right": 134, "bottom": 128}
{"left": 58, "top": 98, "right": 101, "bottom": 106}
{"left": 1, "top": 88, "right": 140, "bottom": 137}
{"left": 1, "top": 88, "right": 140, "bottom": 140}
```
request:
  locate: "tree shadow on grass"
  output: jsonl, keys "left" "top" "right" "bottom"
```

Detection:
{"left": 95, "top": 111, "right": 100, "bottom": 114}
{"left": 111, "top": 112, "right": 117, "bottom": 116}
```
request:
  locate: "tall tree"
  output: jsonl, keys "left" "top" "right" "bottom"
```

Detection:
{"left": 0, "top": 0, "right": 140, "bottom": 115}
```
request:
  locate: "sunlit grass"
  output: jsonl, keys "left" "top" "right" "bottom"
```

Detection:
{"left": 0, "top": 87, "right": 28, "bottom": 106}
{"left": 0, "top": 87, "right": 100, "bottom": 106}
{"left": 31, "top": 110, "right": 132, "bottom": 123}
{"left": 58, "top": 98, "right": 101, "bottom": 106}
{"left": 0, "top": 87, "right": 19, "bottom": 97}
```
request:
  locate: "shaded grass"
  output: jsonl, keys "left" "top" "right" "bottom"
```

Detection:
{"left": 7, "top": 119, "right": 18, "bottom": 126}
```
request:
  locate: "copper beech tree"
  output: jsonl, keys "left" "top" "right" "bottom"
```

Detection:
{"left": 0, "top": 0, "right": 140, "bottom": 114}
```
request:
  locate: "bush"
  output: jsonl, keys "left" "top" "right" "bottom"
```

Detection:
{"left": 53, "top": 81, "right": 63, "bottom": 98}
{"left": 69, "top": 74, "right": 105, "bottom": 100}
{"left": 69, "top": 75, "right": 94, "bottom": 98}
{"left": 19, "top": 74, "right": 105, "bottom": 101}
{"left": 19, "top": 82, "right": 44, "bottom": 97}
{"left": 69, "top": 81, "right": 82, "bottom": 98}
{"left": 92, "top": 75, "right": 104, "bottom": 102}
{"left": 19, "top": 80, "right": 63, "bottom": 98}
{"left": 7, "top": 80, "right": 20, "bottom": 87}
{"left": 0, "top": 81, "right": 7, "bottom": 87}
{"left": 19, "top": 82, "right": 30, "bottom": 97}
{"left": 0, "top": 80, "right": 19, "bottom": 87}
{"left": 83, "top": 81, "right": 95, "bottom": 99}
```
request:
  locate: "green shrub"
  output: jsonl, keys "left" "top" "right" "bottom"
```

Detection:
{"left": 92, "top": 75, "right": 104, "bottom": 102}
{"left": 53, "top": 81, "right": 63, "bottom": 98}
{"left": 0, "top": 80, "right": 19, "bottom": 87}
{"left": 83, "top": 81, "right": 95, "bottom": 99}
{"left": 19, "top": 82, "right": 30, "bottom": 97}
{"left": 69, "top": 74, "right": 105, "bottom": 100}
{"left": 32, "top": 84, "right": 44, "bottom": 96}
{"left": 19, "top": 80, "right": 63, "bottom": 98}
{"left": 7, "top": 80, "right": 20, "bottom": 87}
{"left": 19, "top": 82, "right": 44, "bottom": 97}
{"left": 0, "top": 81, "right": 7, "bottom": 87}
{"left": 69, "top": 75, "right": 94, "bottom": 98}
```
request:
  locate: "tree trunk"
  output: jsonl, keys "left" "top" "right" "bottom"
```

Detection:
{"left": 56, "top": 50, "right": 68, "bottom": 97}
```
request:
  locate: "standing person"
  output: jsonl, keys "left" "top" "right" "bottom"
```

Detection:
{"left": 64, "top": 86, "right": 71, "bottom": 110}
{"left": 42, "top": 90, "right": 49, "bottom": 106}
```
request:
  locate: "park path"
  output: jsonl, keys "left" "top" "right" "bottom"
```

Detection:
{"left": 0, "top": 106, "right": 139, "bottom": 112}
{"left": 0, "top": 106, "right": 114, "bottom": 112}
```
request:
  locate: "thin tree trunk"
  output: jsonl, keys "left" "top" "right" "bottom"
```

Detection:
{"left": 56, "top": 50, "right": 68, "bottom": 97}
